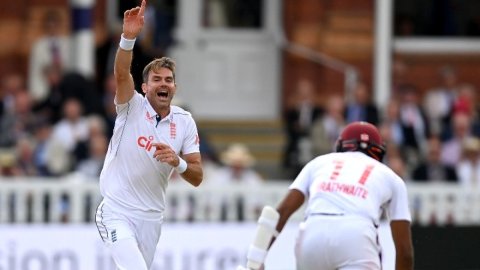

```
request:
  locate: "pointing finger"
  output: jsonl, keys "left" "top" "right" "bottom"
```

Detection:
{"left": 139, "top": 0, "right": 146, "bottom": 16}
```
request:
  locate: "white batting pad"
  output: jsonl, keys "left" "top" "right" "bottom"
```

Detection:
{"left": 247, "top": 245, "right": 268, "bottom": 264}
{"left": 246, "top": 206, "right": 280, "bottom": 270}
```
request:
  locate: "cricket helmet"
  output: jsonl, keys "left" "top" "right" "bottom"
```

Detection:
{"left": 335, "top": 121, "right": 386, "bottom": 161}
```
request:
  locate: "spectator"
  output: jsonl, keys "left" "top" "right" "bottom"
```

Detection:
{"left": 33, "top": 65, "right": 100, "bottom": 124}
{"left": 0, "top": 73, "right": 26, "bottom": 117}
{"left": 441, "top": 113, "right": 474, "bottom": 166}
{"left": 33, "top": 64, "right": 68, "bottom": 124}
{"left": 28, "top": 9, "right": 71, "bottom": 104}
{"left": 453, "top": 83, "right": 480, "bottom": 136}
{"left": 76, "top": 134, "right": 108, "bottom": 179}
{"left": 15, "top": 137, "right": 38, "bottom": 176}
{"left": 44, "top": 135, "right": 72, "bottom": 177}
{"left": 0, "top": 91, "right": 38, "bottom": 147}
{"left": 87, "top": 114, "right": 107, "bottom": 139}
{"left": 0, "top": 150, "right": 21, "bottom": 176}
{"left": 456, "top": 137, "right": 480, "bottom": 189}
{"left": 411, "top": 136, "right": 458, "bottom": 182}
{"left": 379, "top": 99, "right": 404, "bottom": 147}
{"left": 310, "top": 94, "right": 345, "bottom": 158}
{"left": 344, "top": 81, "right": 379, "bottom": 125}
{"left": 32, "top": 120, "right": 54, "bottom": 176}
{"left": 283, "top": 79, "right": 323, "bottom": 172}
{"left": 453, "top": 84, "right": 475, "bottom": 116}
{"left": 100, "top": 72, "right": 117, "bottom": 138}
{"left": 387, "top": 154, "right": 409, "bottom": 180}
{"left": 49, "top": 98, "right": 89, "bottom": 173}
{"left": 383, "top": 146, "right": 409, "bottom": 184}
{"left": 391, "top": 59, "right": 410, "bottom": 99}
{"left": 423, "top": 66, "right": 459, "bottom": 138}
{"left": 74, "top": 114, "right": 107, "bottom": 175}
{"left": 397, "top": 84, "right": 430, "bottom": 167}
{"left": 58, "top": 72, "right": 102, "bottom": 117}
{"left": 210, "top": 143, "right": 264, "bottom": 221}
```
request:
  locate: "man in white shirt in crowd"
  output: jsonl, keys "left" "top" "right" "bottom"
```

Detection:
{"left": 94, "top": 1, "right": 203, "bottom": 269}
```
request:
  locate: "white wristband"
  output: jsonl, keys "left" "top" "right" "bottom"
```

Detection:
{"left": 175, "top": 157, "right": 187, "bottom": 174}
{"left": 119, "top": 34, "right": 136, "bottom": 51}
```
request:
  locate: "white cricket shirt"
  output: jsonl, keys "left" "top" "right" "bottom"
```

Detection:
{"left": 99, "top": 92, "right": 200, "bottom": 221}
{"left": 290, "top": 152, "right": 411, "bottom": 225}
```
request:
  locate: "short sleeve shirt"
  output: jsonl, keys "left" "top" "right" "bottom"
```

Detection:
{"left": 99, "top": 92, "right": 200, "bottom": 221}
{"left": 290, "top": 152, "right": 411, "bottom": 225}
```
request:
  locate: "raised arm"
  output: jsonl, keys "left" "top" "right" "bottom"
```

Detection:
{"left": 114, "top": 0, "right": 146, "bottom": 104}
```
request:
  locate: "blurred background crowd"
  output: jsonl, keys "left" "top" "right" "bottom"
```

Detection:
{"left": 0, "top": 0, "right": 480, "bottom": 224}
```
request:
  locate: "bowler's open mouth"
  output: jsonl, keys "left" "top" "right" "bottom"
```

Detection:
{"left": 157, "top": 90, "right": 168, "bottom": 98}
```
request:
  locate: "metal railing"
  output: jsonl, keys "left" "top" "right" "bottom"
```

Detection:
{"left": 272, "top": 3, "right": 359, "bottom": 100}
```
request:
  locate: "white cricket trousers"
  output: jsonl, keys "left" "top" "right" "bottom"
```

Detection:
{"left": 95, "top": 201, "right": 162, "bottom": 270}
{"left": 295, "top": 215, "right": 381, "bottom": 270}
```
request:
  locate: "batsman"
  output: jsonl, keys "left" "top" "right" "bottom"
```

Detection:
{"left": 237, "top": 122, "right": 413, "bottom": 270}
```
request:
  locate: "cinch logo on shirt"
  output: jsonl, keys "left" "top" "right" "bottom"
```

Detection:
{"left": 137, "top": 136, "right": 155, "bottom": 151}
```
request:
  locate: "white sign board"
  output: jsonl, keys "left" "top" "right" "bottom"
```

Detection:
{"left": 0, "top": 222, "right": 394, "bottom": 270}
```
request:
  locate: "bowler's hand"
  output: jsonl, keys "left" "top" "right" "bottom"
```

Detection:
{"left": 122, "top": 0, "right": 146, "bottom": 39}
{"left": 152, "top": 142, "right": 179, "bottom": 167}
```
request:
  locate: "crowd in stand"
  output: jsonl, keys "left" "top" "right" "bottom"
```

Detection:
{"left": 0, "top": 9, "right": 129, "bottom": 179}
{"left": 1, "top": 6, "right": 480, "bottom": 227}
{"left": 1, "top": 8, "right": 480, "bottom": 193}
{"left": 283, "top": 64, "right": 480, "bottom": 191}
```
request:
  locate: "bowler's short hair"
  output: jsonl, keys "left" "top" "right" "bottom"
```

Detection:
{"left": 142, "top": 57, "right": 176, "bottom": 83}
